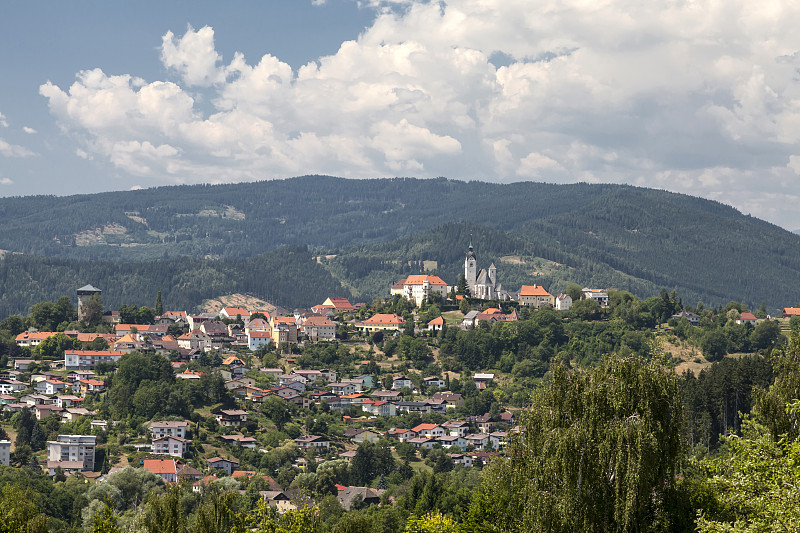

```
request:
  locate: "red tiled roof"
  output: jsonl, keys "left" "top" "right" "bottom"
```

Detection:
{"left": 364, "top": 313, "right": 405, "bottom": 325}
{"left": 404, "top": 275, "right": 447, "bottom": 286}
{"left": 143, "top": 459, "right": 177, "bottom": 474}
{"left": 520, "top": 285, "right": 552, "bottom": 297}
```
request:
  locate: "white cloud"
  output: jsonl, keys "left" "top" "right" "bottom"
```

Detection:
{"left": 0, "top": 113, "right": 7, "bottom": 127}
{"left": 129, "top": 185, "right": 143, "bottom": 190}
{"left": 0, "top": 178, "right": 13, "bottom": 185}
{"left": 23, "top": 126, "right": 36, "bottom": 134}
{"left": 38, "top": 1, "right": 800, "bottom": 227}
{"left": 0, "top": 138, "right": 36, "bottom": 158}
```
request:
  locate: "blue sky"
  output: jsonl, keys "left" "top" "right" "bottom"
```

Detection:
{"left": 3, "top": 1, "right": 800, "bottom": 229}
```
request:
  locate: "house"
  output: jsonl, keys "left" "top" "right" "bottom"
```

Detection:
{"left": 219, "top": 307, "right": 251, "bottom": 321}
{"left": 555, "top": 294, "right": 573, "bottom": 311}
{"left": 67, "top": 370, "right": 96, "bottom": 382}
{"left": 783, "top": 308, "right": 800, "bottom": 318}
{"left": 311, "top": 297, "right": 356, "bottom": 314}
{"left": 337, "top": 487, "right": 385, "bottom": 511}
{"left": 200, "top": 320, "right": 230, "bottom": 341}
{"left": 61, "top": 408, "right": 92, "bottom": 423}
{"left": 301, "top": 316, "right": 337, "bottom": 341}
{"left": 409, "top": 436, "right": 435, "bottom": 449}
{"left": 391, "top": 376, "right": 414, "bottom": 390}
{"left": 387, "top": 428, "right": 416, "bottom": 441}
{"left": 475, "top": 413, "right": 496, "bottom": 433}
{"left": 152, "top": 435, "right": 191, "bottom": 458}
{"left": 78, "top": 379, "right": 106, "bottom": 395}
{"left": 396, "top": 401, "right": 431, "bottom": 414}
{"left": 208, "top": 457, "right": 239, "bottom": 475}
{"left": 436, "top": 435, "right": 468, "bottom": 449}
{"left": 329, "top": 382, "right": 358, "bottom": 396}
{"left": 399, "top": 275, "right": 449, "bottom": 306}
{"left": 177, "top": 464, "right": 203, "bottom": 482}
{"left": 371, "top": 390, "right": 403, "bottom": 402}
{"left": 737, "top": 312, "right": 757, "bottom": 325}
{"left": 442, "top": 420, "right": 470, "bottom": 438}
{"left": 431, "top": 392, "right": 464, "bottom": 409}
{"left": 270, "top": 316, "right": 298, "bottom": 345}
{"left": 215, "top": 410, "right": 248, "bottom": 427}
{"left": 582, "top": 288, "right": 609, "bottom": 308}
{"left": 48, "top": 434, "right": 96, "bottom": 473}
{"left": 359, "top": 314, "right": 405, "bottom": 333}
{"left": 427, "top": 316, "right": 445, "bottom": 332}
{"left": 294, "top": 435, "right": 331, "bottom": 452}
{"left": 55, "top": 395, "right": 83, "bottom": 408}
{"left": 0, "top": 379, "right": 26, "bottom": 394}
{"left": 65, "top": 350, "right": 126, "bottom": 371}
{"left": 341, "top": 378, "right": 365, "bottom": 392}
{"left": 345, "top": 428, "right": 382, "bottom": 444}
{"left": 518, "top": 285, "right": 555, "bottom": 308}
{"left": 260, "top": 491, "right": 297, "bottom": 514}
{"left": 462, "top": 310, "right": 480, "bottom": 328}
{"left": 15, "top": 333, "right": 56, "bottom": 348}
{"left": 361, "top": 399, "right": 397, "bottom": 417}
{"left": 672, "top": 311, "right": 700, "bottom": 326}
{"left": 465, "top": 433, "right": 490, "bottom": 450}
{"left": 489, "top": 431, "right": 508, "bottom": 450}
{"left": 473, "top": 374, "right": 494, "bottom": 390}
{"left": 177, "top": 330, "right": 213, "bottom": 352}
{"left": 412, "top": 423, "right": 445, "bottom": 438}
{"left": 144, "top": 459, "right": 179, "bottom": 482}
{"left": 218, "top": 434, "right": 257, "bottom": 449}
{"left": 36, "top": 380, "right": 68, "bottom": 395}
{"left": 248, "top": 331, "right": 272, "bottom": 351}
{"left": 448, "top": 453, "right": 474, "bottom": 467}
{"left": 423, "top": 376, "right": 446, "bottom": 389}
{"left": 150, "top": 421, "right": 189, "bottom": 439}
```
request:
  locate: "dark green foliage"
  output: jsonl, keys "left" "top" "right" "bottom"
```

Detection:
{"left": 0, "top": 177, "right": 796, "bottom": 313}
{"left": 475, "top": 356, "right": 686, "bottom": 532}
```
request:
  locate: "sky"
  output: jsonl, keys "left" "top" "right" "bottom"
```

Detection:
{"left": 2, "top": 1, "right": 800, "bottom": 229}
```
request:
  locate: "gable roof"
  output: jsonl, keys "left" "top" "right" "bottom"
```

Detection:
{"left": 364, "top": 314, "right": 405, "bottom": 325}
{"left": 519, "top": 285, "right": 552, "bottom": 297}
{"left": 404, "top": 275, "right": 447, "bottom": 286}
{"left": 143, "top": 459, "right": 177, "bottom": 474}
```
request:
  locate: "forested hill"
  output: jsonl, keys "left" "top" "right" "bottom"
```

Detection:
{"left": 0, "top": 176, "right": 798, "bottom": 312}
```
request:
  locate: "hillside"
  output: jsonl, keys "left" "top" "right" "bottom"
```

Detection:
{"left": 0, "top": 176, "right": 798, "bottom": 313}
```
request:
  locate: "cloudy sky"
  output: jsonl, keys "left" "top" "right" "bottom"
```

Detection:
{"left": 3, "top": 1, "right": 800, "bottom": 229}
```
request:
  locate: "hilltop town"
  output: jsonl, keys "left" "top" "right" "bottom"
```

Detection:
{"left": 0, "top": 241, "right": 795, "bottom": 529}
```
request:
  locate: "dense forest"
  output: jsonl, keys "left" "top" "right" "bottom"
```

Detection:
{"left": 0, "top": 176, "right": 799, "bottom": 313}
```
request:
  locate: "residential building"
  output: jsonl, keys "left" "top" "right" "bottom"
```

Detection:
{"left": 150, "top": 421, "right": 189, "bottom": 439}
{"left": 582, "top": 288, "right": 609, "bottom": 307}
{"left": 294, "top": 435, "right": 331, "bottom": 452}
{"left": 518, "top": 285, "right": 555, "bottom": 308}
{"left": 554, "top": 293, "right": 573, "bottom": 311}
{"left": 152, "top": 435, "right": 191, "bottom": 458}
{"left": 177, "top": 330, "right": 213, "bottom": 352}
{"left": 48, "top": 434, "right": 96, "bottom": 472}
{"left": 391, "top": 376, "right": 413, "bottom": 390}
{"left": 338, "top": 487, "right": 385, "bottom": 511}
{"left": 270, "top": 316, "right": 298, "bottom": 345}
{"left": 399, "top": 275, "right": 449, "bottom": 306}
{"left": 427, "top": 316, "right": 444, "bottom": 332}
{"left": 215, "top": 410, "right": 248, "bottom": 427}
{"left": 208, "top": 457, "right": 239, "bottom": 475}
{"left": 65, "top": 350, "right": 126, "bottom": 371}
{"left": 359, "top": 314, "right": 405, "bottom": 333}
{"left": 143, "top": 459, "right": 179, "bottom": 482}
{"left": 301, "top": 316, "right": 337, "bottom": 341}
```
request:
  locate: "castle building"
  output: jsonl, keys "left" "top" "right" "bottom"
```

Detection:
{"left": 464, "top": 241, "right": 508, "bottom": 301}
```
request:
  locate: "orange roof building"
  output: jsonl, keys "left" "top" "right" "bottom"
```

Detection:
{"left": 398, "top": 275, "right": 450, "bottom": 306}
{"left": 518, "top": 285, "right": 555, "bottom": 309}
{"left": 360, "top": 314, "right": 406, "bottom": 332}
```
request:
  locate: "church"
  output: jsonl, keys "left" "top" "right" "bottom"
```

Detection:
{"left": 464, "top": 241, "right": 509, "bottom": 301}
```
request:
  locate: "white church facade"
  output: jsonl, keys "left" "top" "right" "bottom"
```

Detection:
{"left": 464, "top": 242, "right": 509, "bottom": 301}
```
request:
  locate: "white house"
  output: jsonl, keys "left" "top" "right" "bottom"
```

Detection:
{"left": 555, "top": 294, "right": 573, "bottom": 311}
{"left": 152, "top": 435, "right": 191, "bottom": 458}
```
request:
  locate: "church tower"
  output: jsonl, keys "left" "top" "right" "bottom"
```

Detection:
{"left": 465, "top": 239, "right": 477, "bottom": 285}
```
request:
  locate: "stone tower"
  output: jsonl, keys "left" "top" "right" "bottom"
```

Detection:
{"left": 77, "top": 284, "right": 102, "bottom": 322}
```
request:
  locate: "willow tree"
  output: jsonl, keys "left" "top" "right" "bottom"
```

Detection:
{"left": 471, "top": 356, "right": 685, "bottom": 532}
